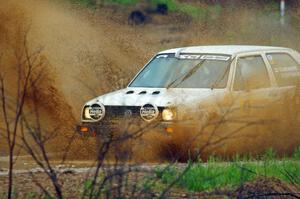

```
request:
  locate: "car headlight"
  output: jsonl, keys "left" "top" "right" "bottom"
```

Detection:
{"left": 82, "top": 103, "right": 105, "bottom": 121}
{"left": 84, "top": 106, "right": 92, "bottom": 119}
{"left": 162, "top": 108, "right": 176, "bottom": 121}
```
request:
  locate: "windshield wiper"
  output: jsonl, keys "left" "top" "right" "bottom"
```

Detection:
{"left": 166, "top": 60, "right": 205, "bottom": 89}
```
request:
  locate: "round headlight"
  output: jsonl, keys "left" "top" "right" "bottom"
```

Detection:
{"left": 162, "top": 108, "right": 176, "bottom": 121}
{"left": 83, "top": 103, "right": 105, "bottom": 121}
{"left": 140, "top": 103, "right": 159, "bottom": 122}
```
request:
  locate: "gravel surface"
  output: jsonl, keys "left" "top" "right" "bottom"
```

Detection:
{"left": 0, "top": 163, "right": 228, "bottom": 198}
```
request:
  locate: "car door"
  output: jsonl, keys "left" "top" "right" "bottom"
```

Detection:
{"left": 230, "top": 53, "right": 276, "bottom": 123}
{"left": 264, "top": 52, "right": 300, "bottom": 123}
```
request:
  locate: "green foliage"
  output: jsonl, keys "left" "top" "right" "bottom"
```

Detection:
{"left": 263, "top": 148, "right": 277, "bottom": 160}
{"left": 70, "top": 0, "right": 96, "bottom": 7}
{"left": 27, "top": 192, "right": 38, "bottom": 199}
{"left": 179, "top": 4, "right": 205, "bottom": 18}
{"left": 155, "top": 147, "right": 300, "bottom": 192}
{"left": 44, "top": 194, "right": 53, "bottom": 199}
{"left": 71, "top": 0, "right": 139, "bottom": 7}
{"left": 104, "top": 0, "right": 139, "bottom": 6}
{"left": 81, "top": 179, "right": 94, "bottom": 197}
{"left": 83, "top": 179, "right": 93, "bottom": 191}
{"left": 138, "top": 172, "right": 166, "bottom": 193}
{"left": 71, "top": 0, "right": 208, "bottom": 18}
{"left": 177, "top": 161, "right": 254, "bottom": 191}
{"left": 293, "top": 146, "right": 300, "bottom": 160}
{"left": 81, "top": 178, "right": 110, "bottom": 197}
{"left": 150, "top": 0, "right": 177, "bottom": 11}
{"left": 142, "top": 181, "right": 153, "bottom": 192}
{"left": 151, "top": 0, "right": 204, "bottom": 17}
{"left": 155, "top": 165, "right": 177, "bottom": 184}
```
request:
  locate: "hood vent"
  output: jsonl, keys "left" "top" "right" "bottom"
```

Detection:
{"left": 139, "top": 91, "right": 147, "bottom": 95}
{"left": 126, "top": 90, "right": 134, "bottom": 94}
{"left": 152, "top": 91, "right": 160, "bottom": 95}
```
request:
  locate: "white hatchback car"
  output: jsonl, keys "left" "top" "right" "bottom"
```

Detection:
{"left": 77, "top": 45, "right": 300, "bottom": 136}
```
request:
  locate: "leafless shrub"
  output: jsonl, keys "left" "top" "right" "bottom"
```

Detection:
{"left": 0, "top": 7, "right": 37, "bottom": 198}
{"left": 0, "top": 6, "right": 76, "bottom": 198}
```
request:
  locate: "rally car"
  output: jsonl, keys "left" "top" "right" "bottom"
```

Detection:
{"left": 77, "top": 45, "right": 300, "bottom": 136}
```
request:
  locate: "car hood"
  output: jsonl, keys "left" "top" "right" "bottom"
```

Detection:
{"left": 85, "top": 87, "right": 225, "bottom": 107}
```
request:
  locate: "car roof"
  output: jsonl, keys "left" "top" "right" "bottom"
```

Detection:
{"left": 158, "top": 45, "right": 291, "bottom": 56}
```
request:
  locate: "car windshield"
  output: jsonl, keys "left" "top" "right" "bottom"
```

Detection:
{"left": 129, "top": 53, "right": 232, "bottom": 88}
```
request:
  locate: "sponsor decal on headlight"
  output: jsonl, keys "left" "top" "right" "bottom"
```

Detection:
{"left": 140, "top": 103, "right": 159, "bottom": 122}
{"left": 89, "top": 103, "right": 105, "bottom": 121}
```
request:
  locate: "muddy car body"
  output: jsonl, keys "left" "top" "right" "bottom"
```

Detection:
{"left": 77, "top": 45, "right": 300, "bottom": 136}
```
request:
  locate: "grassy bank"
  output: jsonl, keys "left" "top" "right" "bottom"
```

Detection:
{"left": 153, "top": 148, "right": 300, "bottom": 192}
{"left": 70, "top": 0, "right": 219, "bottom": 18}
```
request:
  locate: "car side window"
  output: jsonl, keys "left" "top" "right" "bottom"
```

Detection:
{"left": 234, "top": 55, "right": 270, "bottom": 91}
{"left": 266, "top": 53, "right": 300, "bottom": 86}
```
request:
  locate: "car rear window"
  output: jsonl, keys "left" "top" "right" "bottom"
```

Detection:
{"left": 266, "top": 53, "right": 300, "bottom": 86}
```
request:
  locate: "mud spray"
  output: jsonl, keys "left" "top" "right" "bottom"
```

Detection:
{"left": 0, "top": 0, "right": 300, "bottom": 162}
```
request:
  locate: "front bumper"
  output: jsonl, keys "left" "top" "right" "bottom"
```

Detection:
{"left": 76, "top": 119, "right": 200, "bottom": 137}
{"left": 76, "top": 121, "right": 175, "bottom": 137}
